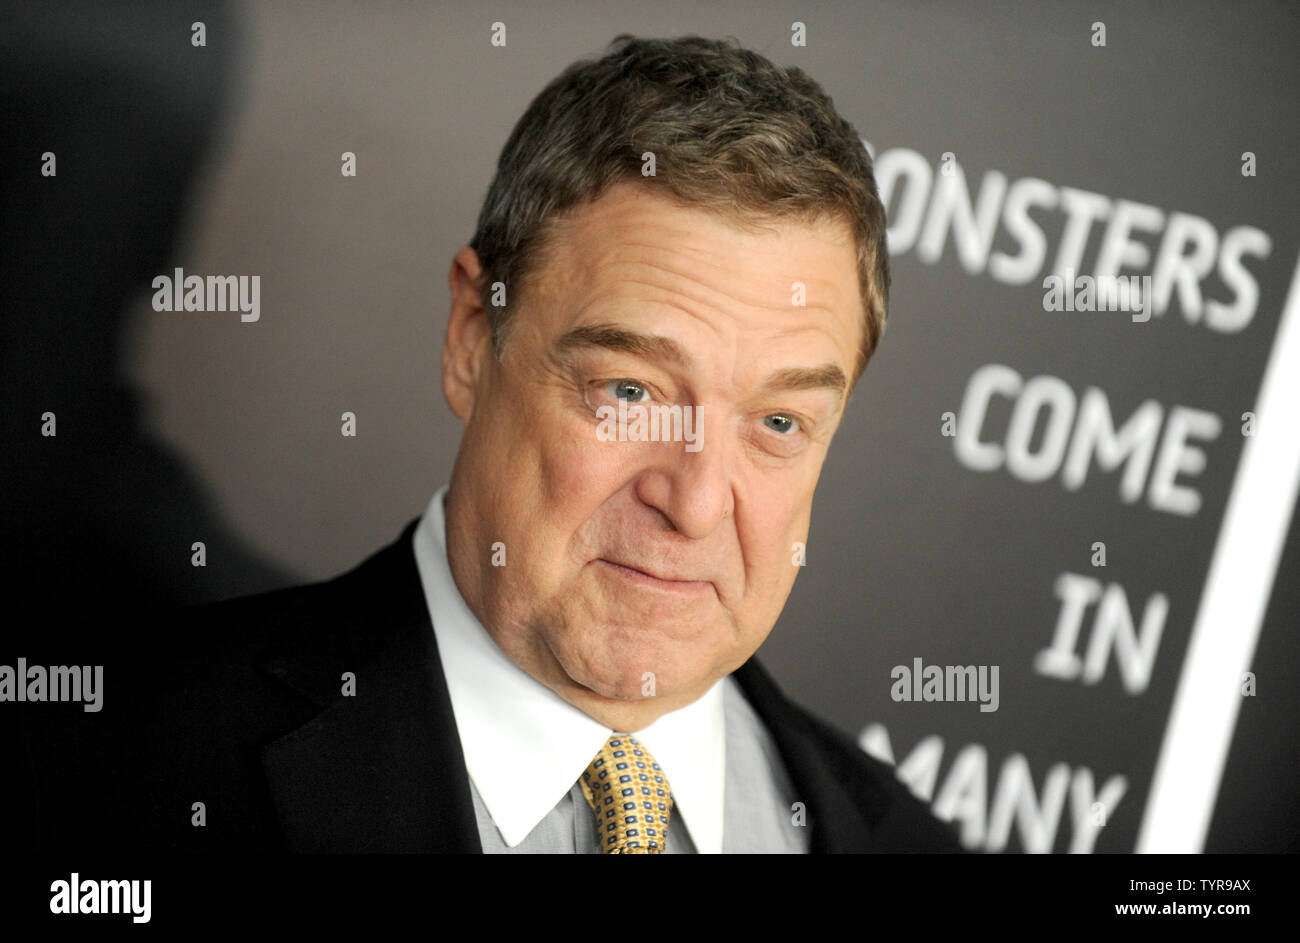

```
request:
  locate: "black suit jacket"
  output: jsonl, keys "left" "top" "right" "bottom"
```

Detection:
{"left": 21, "top": 518, "right": 964, "bottom": 853}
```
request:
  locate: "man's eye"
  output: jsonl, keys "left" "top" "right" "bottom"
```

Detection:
{"left": 604, "top": 379, "right": 651, "bottom": 403}
{"left": 763, "top": 414, "right": 800, "bottom": 435}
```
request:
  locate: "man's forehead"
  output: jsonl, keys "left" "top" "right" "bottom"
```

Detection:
{"left": 530, "top": 183, "right": 864, "bottom": 354}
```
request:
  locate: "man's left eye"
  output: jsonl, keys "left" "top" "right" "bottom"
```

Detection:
{"left": 763, "top": 414, "right": 800, "bottom": 435}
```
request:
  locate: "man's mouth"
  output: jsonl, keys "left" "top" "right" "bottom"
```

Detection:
{"left": 595, "top": 558, "right": 716, "bottom": 598}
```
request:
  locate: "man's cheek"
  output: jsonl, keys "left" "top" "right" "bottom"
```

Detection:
{"left": 765, "top": 530, "right": 807, "bottom": 600}
{"left": 550, "top": 438, "right": 638, "bottom": 497}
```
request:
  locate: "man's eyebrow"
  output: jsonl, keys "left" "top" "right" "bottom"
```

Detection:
{"left": 759, "top": 364, "right": 848, "bottom": 400}
{"left": 554, "top": 322, "right": 848, "bottom": 400}
{"left": 553, "top": 324, "right": 690, "bottom": 368}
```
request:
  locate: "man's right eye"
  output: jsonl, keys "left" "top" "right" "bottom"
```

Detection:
{"left": 602, "top": 379, "right": 651, "bottom": 404}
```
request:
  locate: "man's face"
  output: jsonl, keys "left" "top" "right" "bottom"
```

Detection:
{"left": 442, "top": 180, "right": 864, "bottom": 729}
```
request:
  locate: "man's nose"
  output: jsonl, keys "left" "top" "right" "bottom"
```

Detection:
{"left": 633, "top": 417, "right": 734, "bottom": 540}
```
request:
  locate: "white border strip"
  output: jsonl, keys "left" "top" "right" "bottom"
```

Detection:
{"left": 1137, "top": 250, "right": 1300, "bottom": 853}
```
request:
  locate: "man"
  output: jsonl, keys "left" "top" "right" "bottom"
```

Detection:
{"left": 21, "top": 35, "right": 963, "bottom": 853}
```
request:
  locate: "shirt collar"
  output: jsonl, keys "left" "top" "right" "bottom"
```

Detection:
{"left": 412, "top": 484, "right": 726, "bottom": 853}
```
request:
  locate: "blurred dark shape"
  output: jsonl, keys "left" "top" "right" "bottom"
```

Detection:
{"left": 0, "top": 1, "right": 295, "bottom": 665}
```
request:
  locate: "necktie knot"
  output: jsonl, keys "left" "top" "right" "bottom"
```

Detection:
{"left": 579, "top": 734, "right": 673, "bottom": 854}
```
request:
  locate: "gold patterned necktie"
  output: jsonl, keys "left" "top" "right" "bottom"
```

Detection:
{"left": 579, "top": 734, "right": 674, "bottom": 854}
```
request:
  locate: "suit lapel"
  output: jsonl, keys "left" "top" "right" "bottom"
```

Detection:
{"left": 731, "top": 656, "right": 890, "bottom": 852}
{"left": 257, "top": 518, "right": 482, "bottom": 853}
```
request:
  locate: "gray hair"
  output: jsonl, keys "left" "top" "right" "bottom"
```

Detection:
{"left": 469, "top": 34, "right": 890, "bottom": 386}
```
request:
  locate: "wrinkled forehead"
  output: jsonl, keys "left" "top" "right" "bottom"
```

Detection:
{"left": 518, "top": 183, "right": 864, "bottom": 380}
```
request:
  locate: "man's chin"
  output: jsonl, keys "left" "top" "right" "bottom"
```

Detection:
{"left": 541, "top": 617, "right": 734, "bottom": 707}
{"left": 560, "top": 645, "right": 730, "bottom": 706}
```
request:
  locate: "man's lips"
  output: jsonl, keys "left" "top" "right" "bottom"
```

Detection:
{"left": 595, "top": 558, "right": 716, "bottom": 597}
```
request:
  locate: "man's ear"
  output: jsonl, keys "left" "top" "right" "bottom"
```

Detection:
{"left": 443, "top": 246, "right": 493, "bottom": 420}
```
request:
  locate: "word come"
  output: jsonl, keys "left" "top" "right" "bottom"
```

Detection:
{"left": 954, "top": 363, "right": 1220, "bottom": 516}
